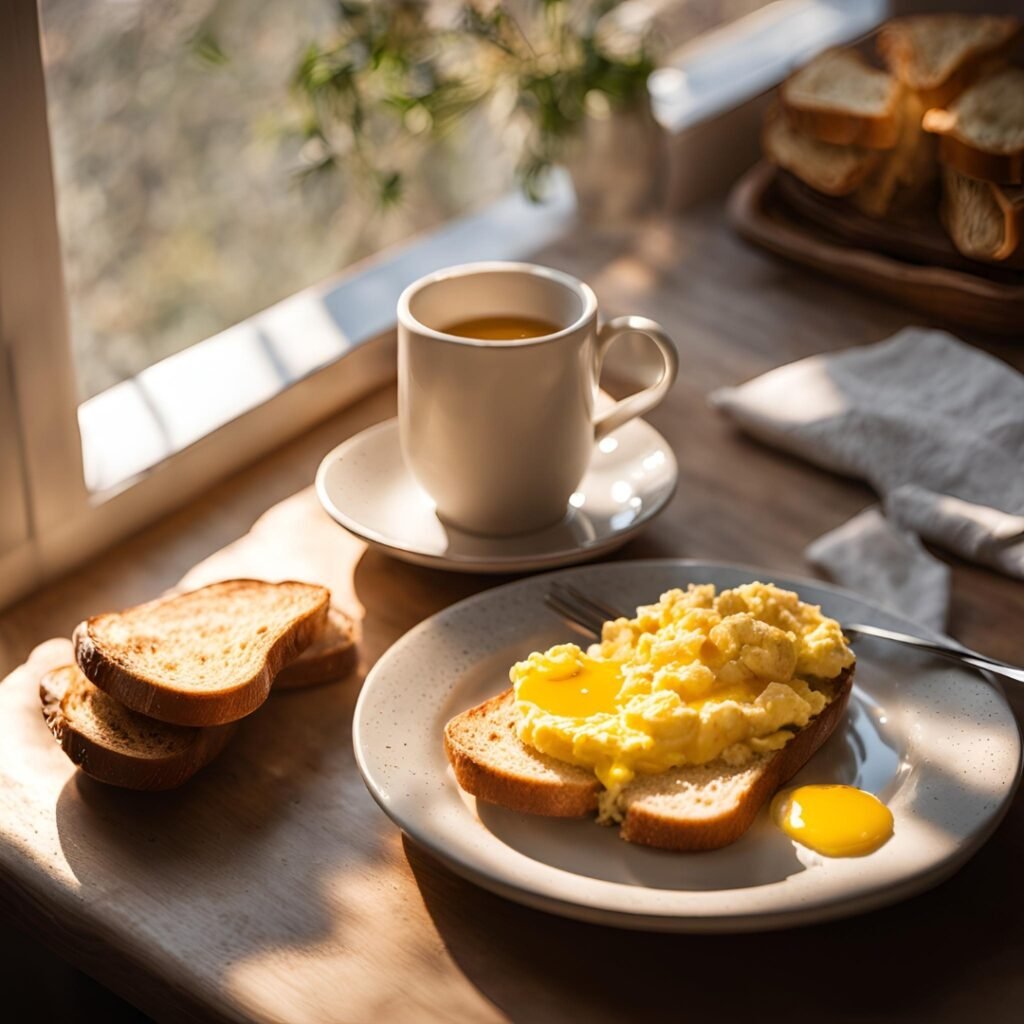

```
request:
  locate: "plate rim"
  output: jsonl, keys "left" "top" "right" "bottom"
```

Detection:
{"left": 353, "top": 558, "right": 1024, "bottom": 931}
{"left": 314, "top": 418, "right": 679, "bottom": 571}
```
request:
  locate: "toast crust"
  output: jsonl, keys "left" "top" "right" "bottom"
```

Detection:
{"left": 274, "top": 606, "right": 359, "bottom": 691}
{"left": 444, "top": 691, "right": 600, "bottom": 817}
{"left": 74, "top": 579, "right": 329, "bottom": 726}
{"left": 445, "top": 666, "right": 855, "bottom": 849}
{"left": 762, "top": 108, "right": 881, "bottom": 197}
{"left": 619, "top": 667, "right": 854, "bottom": 851}
{"left": 932, "top": 132, "right": 1023, "bottom": 188}
{"left": 275, "top": 642, "right": 358, "bottom": 690}
{"left": 940, "top": 166, "right": 1024, "bottom": 263}
{"left": 991, "top": 183, "right": 1024, "bottom": 263}
{"left": 41, "top": 666, "right": 236, "bottom": 790}
{"left": 780, "top": 51, "right": 901, "bottom": 150}
{"left": 877, "top": 15, "right": 1021, "bottom": 108}
{"left": 784, "top": 106, "right": 900, "bottom": 151}
{"left": 921, "top": 68, "right": 1024, "bottom": 185}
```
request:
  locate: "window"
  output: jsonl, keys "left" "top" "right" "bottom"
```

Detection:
{"left": 40, "top": 0, "right": 514, "bottom": 401}
{"left": 0, "top": 0, "right": 887, "bottom": 609}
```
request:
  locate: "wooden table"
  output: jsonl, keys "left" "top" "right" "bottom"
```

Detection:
{"left": 2, "top": 203, "right": 1022, "bottom": 1024}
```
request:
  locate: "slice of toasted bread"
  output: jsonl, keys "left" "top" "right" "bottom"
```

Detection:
{"left": 923, "top": 67, "right": 1024, "bottom": 185}
{"left": 445, "top": 690, "right": 600, "bottom": 817}
{"left": 274, "top": 605, "right": 359, "bottom": 690}
{"left": 763, "top": 109, "right": 881, "bottom": 196}
{"left": 619, "top": 668, "right": 853, "bottom": 850}
{"left": 41, "top": 665, "right": 236, "bottom": 790}
{"left": 877, "top": 14, "right": 1021, "bottom": 107}
{"left": 73, "top": 579, "right": 329, "bottom": 726}
{"left": 940, "top": 165, "right": 1024, "bottom": 263}
{"left": 444, "top": 668, "right": 854, "bottom": 850}
{"left": 781, "top": 49, "right": 901, "bottom": 149}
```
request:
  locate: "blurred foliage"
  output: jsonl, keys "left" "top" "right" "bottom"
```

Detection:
{"left": 41, "top": 0, "right": 516, "bottom": 398}
{"left": 288, "top": 1, "right": 657, "bottom": 204}
{"left": 188, "top": 24, "right": 230, "bottom": 67}
{"left": 40, "top": 0, "right": 771, "bottom": 398}
{"left": 289, "top": 2, "right": 488, "bottom": 206}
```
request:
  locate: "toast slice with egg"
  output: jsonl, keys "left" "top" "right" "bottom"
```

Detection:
{"left": 41, "top": 664, "right": 237, "bottom": 790}
{"left": 444, "top": 689, "right": 601, "bottom": 816}
{"left": 444, "top": 667, "right": 854, "bottom": 851}
{"left": 73, "top": 579, "right": 330, "bottom": 727}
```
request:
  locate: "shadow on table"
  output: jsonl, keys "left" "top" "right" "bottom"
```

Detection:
{"left": 41, "top": 528, "right": 512, "bottom": 1023}
{"left": 405, "top": 787, "right": 1024, "bottom": 1024}
{"left": 0, "top": 914, "right": 151, "bottom": 1024}
{"left": 50, "top": 652, "right": 372, "bottom": 1021}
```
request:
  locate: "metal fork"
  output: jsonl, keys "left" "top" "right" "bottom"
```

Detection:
{"left": 544, "top": 582, "right": 1024, "bottom": 685}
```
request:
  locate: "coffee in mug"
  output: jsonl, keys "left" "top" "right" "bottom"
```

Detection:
{"left": 397, "top": 261, "right": 678, "bottom": 536}
{"left": 441, "top": 315, "right": 562, "bottom": 341}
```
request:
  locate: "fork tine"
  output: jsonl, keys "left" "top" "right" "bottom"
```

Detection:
{"left": 546, "top": 587, "right": 599, "bottom": 632}
{"left": 545, "top": 583, "right": 630, "bottom": 640}
{"left": 544, "top": 589, "right": 606, "bottom": 634}
{"left": 543, "top": 591, "right": 604, "bottom": 639}
{"left": 554, "top": 582, "right": 628, "bottom": 624}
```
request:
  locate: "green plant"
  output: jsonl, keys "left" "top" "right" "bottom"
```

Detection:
{"left": 292, "top": 1, "right": 656, "bottom": 205}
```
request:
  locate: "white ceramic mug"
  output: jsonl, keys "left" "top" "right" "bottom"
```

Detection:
{"left": 397, "top": 261, "right": 678, "bottom": 536}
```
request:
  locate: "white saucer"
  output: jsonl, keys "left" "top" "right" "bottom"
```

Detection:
{"left": 315, "top": 417, "right": 677, "bottom": 573}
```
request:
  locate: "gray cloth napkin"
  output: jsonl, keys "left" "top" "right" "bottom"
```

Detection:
{"left": 710, "top": 328, "right": 1024, "bottom": 631}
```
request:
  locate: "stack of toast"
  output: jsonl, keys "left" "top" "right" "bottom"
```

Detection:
{"left": 764, "top": 13, "right": 1023, "bottom": 265}
{"left": 40, "top": 580, "right": 358, "bottom": 790}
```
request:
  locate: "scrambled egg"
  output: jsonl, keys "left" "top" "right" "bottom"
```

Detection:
{"left": 512, "top": 582, "right": 855, "bottom": 822}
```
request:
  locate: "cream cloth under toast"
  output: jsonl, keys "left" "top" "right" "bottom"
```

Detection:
{"left": 710, "top": 328, "right": 1024, "bottom": 631}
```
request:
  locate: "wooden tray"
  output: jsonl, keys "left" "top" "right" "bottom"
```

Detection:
{"left": 728, "top": 162, "right": 1024, "bottom": 335}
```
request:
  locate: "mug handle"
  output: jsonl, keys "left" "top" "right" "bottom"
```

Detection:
{"left": 592, "top": 316, "right": 679, "bottom": 442}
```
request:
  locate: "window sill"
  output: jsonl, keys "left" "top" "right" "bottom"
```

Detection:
{"left": 79, "top": 175, "right": 578, "bottom": 495}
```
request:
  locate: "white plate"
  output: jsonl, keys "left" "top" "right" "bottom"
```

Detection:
{"left": 354, "top": 560, "right": 1022, "bottom": 932}
{"left": 315, "top": 417, "right": 677, "bottom": 573}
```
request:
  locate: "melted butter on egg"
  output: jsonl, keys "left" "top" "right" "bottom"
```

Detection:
{"left": 771, "top": 784, "right": 893, "bottom": 857}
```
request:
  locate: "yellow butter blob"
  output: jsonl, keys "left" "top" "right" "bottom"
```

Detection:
{"left": 772, "top": 784, "right": 894, "bottom": 857}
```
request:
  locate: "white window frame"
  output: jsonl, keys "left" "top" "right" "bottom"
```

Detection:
{"left": 0, "top": 0, "right": 886, "bottom": 610}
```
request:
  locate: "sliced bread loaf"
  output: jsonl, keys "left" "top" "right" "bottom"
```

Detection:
{"left": 940, "top": 165, "right": 1024, "bottom": 262}
{"left": 878, "top": 14, "right": 1021, "bottom": 107}
{"left": 41, "top": 665, "right": 236, "bottom": 790}
{"left": 923, "top": 67, "right": 1024, "bottom": 185}
{"left": 781, "top": 49, "right": 902, "bottom": 149}
{"left": 444, "top": 667, "right": 854, "bottom": 851}
{"left": 73, "top": 579, "right": 329, "bottom": 726}
{"left": 274, "top": 605, "right": 359, "bottom": 690}
{"left": 763, "top": 109, "right": 881, "bottom": 196}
